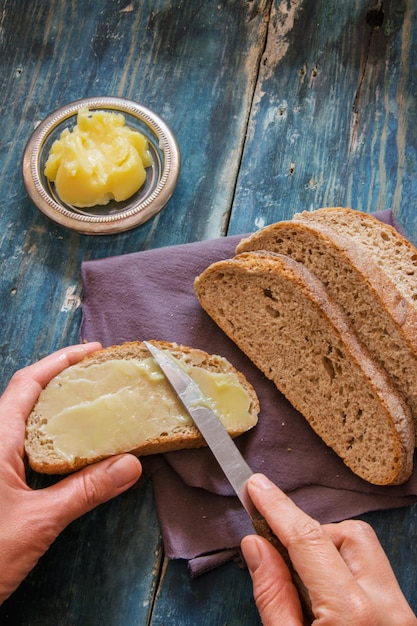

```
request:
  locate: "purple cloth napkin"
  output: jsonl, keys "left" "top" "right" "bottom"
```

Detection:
{"left": 80, "top": 210, "right": 417, "bottom": 576}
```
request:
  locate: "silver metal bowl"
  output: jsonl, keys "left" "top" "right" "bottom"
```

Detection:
{"left": 22, "top": 97, "right": 180, "bottom": 235}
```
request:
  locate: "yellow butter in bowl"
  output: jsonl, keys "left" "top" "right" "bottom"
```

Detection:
{"left": 44, "top": 107, "right": 153, "bottom": 207}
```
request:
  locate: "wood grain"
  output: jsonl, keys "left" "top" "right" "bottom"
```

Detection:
{"left": 0, "top": 0, "right": 269, "bottom": 385}
{"left": 229, "top": 0, "right": 417, "bottom": 245}
{"left": 1, "top": 479, "right": 162, "bottom": 625}
{"left": 0, "top": 0, "right": 417, "bottom": 623}
{"left": 0, "top": 0, "right": 269, "bottom": 623}
{"left": 150, "top": 558, "right": 262, "bottom": 626}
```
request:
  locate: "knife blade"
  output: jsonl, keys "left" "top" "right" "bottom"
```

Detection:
{"left": 144, "top": 341, "right": 314, "bottom": 621}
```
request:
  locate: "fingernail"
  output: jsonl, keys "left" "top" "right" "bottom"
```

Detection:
{"left": 242, "top": 537, "right": 263, "bottom": 574}
{"left": 107, "top": 455, "right": 141, "bottom": 489}
{"left": 250, "top": 473, "right": 273, "bottom": 491}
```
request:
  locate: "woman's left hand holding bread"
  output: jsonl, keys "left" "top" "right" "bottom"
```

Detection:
{"left": 0, "top": 343, "right": 142, "bottom": 605}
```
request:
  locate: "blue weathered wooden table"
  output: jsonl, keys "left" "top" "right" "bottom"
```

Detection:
{"left": 1, "top": 1, "right": 417, "bottom": 623}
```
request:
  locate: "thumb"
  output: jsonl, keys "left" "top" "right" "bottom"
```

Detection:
{"left": 241, "top": 535, "right": 303, "bottom": 626}
{"left": 43, "top": 454, "right": 142, "bottom": 529}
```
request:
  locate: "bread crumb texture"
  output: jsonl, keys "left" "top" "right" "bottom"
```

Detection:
{"left": 25, "top": 341, "right": 259, "bottom": 474}
{"left": 196, "top": 217, "right": 416, "bottom": 486}
{"left": 237, "top": 214, "right": 417, "bottom": 438}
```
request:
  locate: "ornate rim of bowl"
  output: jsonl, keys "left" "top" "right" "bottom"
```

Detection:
{"left": 22, "top": 96, "right": 180, "bottom": 235}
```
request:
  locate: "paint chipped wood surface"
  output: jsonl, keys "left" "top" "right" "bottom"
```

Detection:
{"left": 0, "top": 1, "right": 417, "bottom": 624}
{"left": 229, "top": 0, "right": 417, "bottom": 240}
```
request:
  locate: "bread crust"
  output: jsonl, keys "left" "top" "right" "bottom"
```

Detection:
{"left": 236, "top": 216, "right": 417, "bottom": 436}
{"left": 25, "top": 340, "right": 259, "bottom": 475}
{"left": 295, "top": 208, "right": 417, "bottom": 309}
{"left": 195, "top": 252, "right": 415, "bottom": 485}
{"left": 294, "top": 208, "right": 417, "bottom": 332}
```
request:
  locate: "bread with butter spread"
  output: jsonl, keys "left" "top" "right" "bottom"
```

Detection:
{"left": 194, "top": 252, "right": 414, "bottom": 486}
{"left": 25, "top": 341, "right": 259, "bottom": 474}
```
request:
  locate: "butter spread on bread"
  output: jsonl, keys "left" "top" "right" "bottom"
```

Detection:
{"left": 236, "top": 215, "right": 417, "bottom": 438}
{"left": 25, "top": 341, "right": 259, "bottom": 474}
{"left": 195, "top": 252, "right": 414, "bottom": 486}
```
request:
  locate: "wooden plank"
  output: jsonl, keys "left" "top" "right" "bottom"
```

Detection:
{"left": 0, "top": 0, "right": 270, "bottom": 385}
{"left": 226, "top": 0, "right": 417, "bottom": 616}
{"left": 1, "top": 0, "right": 417, "bottom": 623}
{"left": 229, "top": 0, "right": 417, "bottom": 245}
{"left": 150, "top": 559, "right": 261, "bottom": 626}
{"left": 0, "top": 479, "right": 163, "bottom": 625}
{"left": 0, "top": 1, "right": 271, "bottom": 624}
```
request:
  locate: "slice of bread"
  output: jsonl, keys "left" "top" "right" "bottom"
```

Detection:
{"left": 236, "top": 217, "right": 417, "bottom": 436}
{"left": 194, "top": 252, "right": 414, "bottom": 485}
{"left": 25, "top": 341, "right": 260, "bottom": 474}
{"left": 294, "top": 208, "right": 417, "bottom": 311}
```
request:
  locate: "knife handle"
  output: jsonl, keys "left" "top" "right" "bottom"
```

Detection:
{"left": 252, "top": 515, "right": 315, "bottom": 624}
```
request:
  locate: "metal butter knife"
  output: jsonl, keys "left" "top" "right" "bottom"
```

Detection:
{"left": 144, "top": 342, "right": 314, "bottom": 622}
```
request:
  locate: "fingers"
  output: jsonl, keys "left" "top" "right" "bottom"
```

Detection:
{"left": 247, "top": 477, "right": 417, "bottom": 623}
{"left": 0, "top": 343, "right": 102, "bottom": 458}
{"left": 0, "top": 342, "right": 102, "bottom": 460}
{"left": 0, "top": 345, "right": 144, "bottom": 607}
{"left": 0, "top": 454, "right": 142, "bottom": 605}
{"left": 246, "top": 474, "right": 362, "bottom": 614}
{"left": 241, "top": 534, "right": 303, "bottom": 626}
{"left": 324, "top": 520, "right": 412, "bottom": 604}
{"left": 1, "top": 343, "right": 102, "bottom": 417}
{"left": 325, "top": 520, "right": 417, "bottom": 623}
{"left": 324, "top": 519, "right": 385, "bottom": 579}
{"left": 42, "top": 454, "right": 142, "bottom": 529}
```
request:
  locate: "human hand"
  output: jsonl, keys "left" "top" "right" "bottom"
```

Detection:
{"left": 0, "top": 343, "right": 142, "bottom": 605}
{"left": 241, "top": 474, "right": 417, "bottom": 625}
